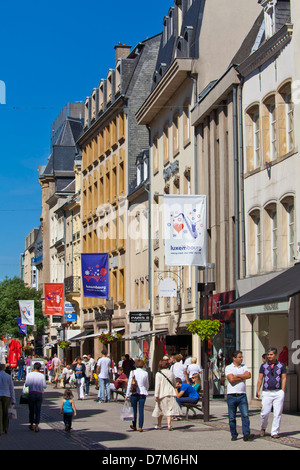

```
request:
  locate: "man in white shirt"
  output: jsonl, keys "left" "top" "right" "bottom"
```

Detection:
{"left": 96, "top": 350, "right": 111, "bottom": 403}
{"left": 25, "top": 362, "right": 47, "bottom": 432}
{"left": 225, "top": 350, "right": 254, "bottom": 442}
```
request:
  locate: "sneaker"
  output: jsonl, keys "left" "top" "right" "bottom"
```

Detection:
{"left": 243, "top": 434, "right": 254, "bottom": 441}
{"left": 272, "top": 434, "right": 280, "bottom": 439}
{"left": 231, "top": 436, "right": 238, "bottom": 441}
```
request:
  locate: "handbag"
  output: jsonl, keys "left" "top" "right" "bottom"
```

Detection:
{"left": 130, "top": 373, "right": 138, "bottom": 394}
{"left": 120, "top": 401, "right": 134, "bottom": 421}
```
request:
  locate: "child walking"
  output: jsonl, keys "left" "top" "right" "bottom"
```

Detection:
{"left": 60, "top": 389, "right": 76, "bottom": 432}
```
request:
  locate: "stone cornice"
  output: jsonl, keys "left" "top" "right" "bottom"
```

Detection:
{"left": 136, "top": 58, "right": 193, "bottom": 125}
{"left": 237, "top": 23, "right": 293, "bottom": 78}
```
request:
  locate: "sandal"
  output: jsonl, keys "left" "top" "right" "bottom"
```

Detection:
{"left": 168, "top": 426, "right": 173, "bottom": 431}
{"left": 154, "top": 425, "right": 162, "bottom": 430}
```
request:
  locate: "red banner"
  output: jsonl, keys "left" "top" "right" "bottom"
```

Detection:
{"left": 44, "top": 283, "right": 64, "bottom": 316}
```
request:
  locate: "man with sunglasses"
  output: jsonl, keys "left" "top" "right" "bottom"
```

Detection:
{"left": 256, "top": 347, "right": 287, "bottom": 438}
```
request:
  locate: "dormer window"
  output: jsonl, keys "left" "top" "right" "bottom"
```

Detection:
{"left": 260, "top": 0, "right": 277, "bottom": 39}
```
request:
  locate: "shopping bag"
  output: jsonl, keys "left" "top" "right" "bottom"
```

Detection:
{"left": 20, "top": 385, "right": 29, "bottom": 404}
{"left": 120, "top": 401, "right": 134, "bottom": 421}
{"left": 8, "top": 405, "right": 17, "bottom": 419}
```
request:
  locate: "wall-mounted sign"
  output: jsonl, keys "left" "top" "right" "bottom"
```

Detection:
{"left": 158, "top": 278, "right": 177, "bottom": 298}
{"left": 129, "top": 311, "right": 151, "bottom": 323}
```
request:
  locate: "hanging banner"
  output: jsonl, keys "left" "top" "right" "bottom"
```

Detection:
{"left": 164, "top": 195, "right": 207, "bottom": 266}
{"left": 44, "top": 283, "right": 64, "bottom": 316}
{"left": 81, "top": 253, "right": 109, "bottom": 298}
{"left": 16, "top": 319, "right": 27, "bottom": 335}
{"left": 18, "top": 300, "right": 35, "bottom": 325}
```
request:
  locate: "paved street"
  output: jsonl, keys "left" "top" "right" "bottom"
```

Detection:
{"left": 1, "top": 382, "right": 300, "bottom": 453}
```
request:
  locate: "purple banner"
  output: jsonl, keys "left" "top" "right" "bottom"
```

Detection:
{"left": 16, "top": 319, "right": 27, "bottom": 335}
{"left": 81, "top": 253, "right": 109, "bottom": 298}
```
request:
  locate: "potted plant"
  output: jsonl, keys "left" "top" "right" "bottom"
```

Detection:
{"left": 187, "top": 319, "right": 223, "bottom": 341}
{"left": 98, "top": 332, "right": 123, "bottom": 344}
{"left": 57, "top": 340, "right": 71, "bottom": 349}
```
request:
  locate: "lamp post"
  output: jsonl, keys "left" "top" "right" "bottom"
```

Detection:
{"left": 106, "top": 297, "right": 114, "bottom": 354}
{"left": 198, "top": 264, "right": 215, "bottom": 422}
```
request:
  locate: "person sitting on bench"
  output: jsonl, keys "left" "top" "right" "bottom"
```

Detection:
{"left": 175, "top": 377, "right": 199, "bottom": 408}
{"left": 113, "top": 367, "right": 128, "bottom": 391}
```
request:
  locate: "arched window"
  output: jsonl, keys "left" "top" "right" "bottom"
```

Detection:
{"left": 248, "top": 209, "right": 262, "bottom": 274}
{"left": 245, "top": 104, "right": 260, "bottom": 172}
{"left": 262, "top": 94, "right": 277, "bottom": 162}
{"left": 278, "top": 81, "right": 294, "bottom": 156}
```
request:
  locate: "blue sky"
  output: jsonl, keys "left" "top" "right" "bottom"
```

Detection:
{"left": 0, "top": 0, "right": 172, "bottom": 280}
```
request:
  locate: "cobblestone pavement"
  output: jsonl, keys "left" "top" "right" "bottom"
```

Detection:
{"left": 1, "top": 382, "right": 300, "bottom": 452}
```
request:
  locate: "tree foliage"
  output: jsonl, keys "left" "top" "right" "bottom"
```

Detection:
{"left": 0, "top": 277, "right": 47, "bottom": 338}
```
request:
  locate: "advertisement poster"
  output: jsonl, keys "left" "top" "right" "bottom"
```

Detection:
{"left": 18, "top": 299, "right": 35, "bottom": 325}
{"left": 81, "top": 253, "right": 109, "bottom": 298}
{"left": 44, "top": 283, "right": 64, "bottom": 316}
{"left": 164, "top": 195, "right": 207, "bottom": 266}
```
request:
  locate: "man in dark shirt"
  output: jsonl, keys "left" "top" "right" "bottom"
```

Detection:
{"left": 256, "top": 347, "right": 287, "bottom": 438}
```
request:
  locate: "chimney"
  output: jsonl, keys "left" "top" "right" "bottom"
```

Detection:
{"left": 114, "top": 43, "right": 132, "bottom": 65}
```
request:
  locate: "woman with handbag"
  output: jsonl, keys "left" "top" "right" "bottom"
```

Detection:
{"left": 125, "top": 359, "right": 149, "bottom": 432}
{"left": 152, "top": 359, "right": 182, "bottom": 431}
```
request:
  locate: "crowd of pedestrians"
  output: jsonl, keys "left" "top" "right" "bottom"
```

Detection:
{"left": 0, "top": 346, "right": 288, "bottom": 440}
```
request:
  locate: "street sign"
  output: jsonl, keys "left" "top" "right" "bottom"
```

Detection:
{"left": 129, "top": 311, "right": 151, "bottom": 323}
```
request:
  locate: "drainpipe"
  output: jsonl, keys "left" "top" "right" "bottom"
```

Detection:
{"left": 233, "top": 84, "right": 240, "bottom": 350}
{"left": 188, "top": 72, "right": 199, "bottom": 321}
{"left": 239, "top": 79, "right": 246, "bottom": 279}
{"left": 145, "top": 125, "right": 152, "bottom": 329}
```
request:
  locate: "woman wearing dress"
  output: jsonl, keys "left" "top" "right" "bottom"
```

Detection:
{"left": 152, "top": 359, "right": 182, "bottom": 431}
{"left": 125, "top": 359, "right": 149, "bottom": 432}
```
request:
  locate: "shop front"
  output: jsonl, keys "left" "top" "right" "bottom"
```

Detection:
{"left": 222, "top": 263, "right": 300, "bottom": 411}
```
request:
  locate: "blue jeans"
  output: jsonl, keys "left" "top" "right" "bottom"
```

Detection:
{"left": 99, "top": 378, "right": 110, "bottom": 402}
{"left": 28, "top": 393, "right": 43, "bottom": 425}
{"left": 176, "top": 397, "right": 198, "bottom": 408}
{"left": 227, "top": 394, "right": 251, "bottom": 438}
{"left": 17, "top": 368, "right": 24, "bottom": 380}
{"left": 130, "top": 394, "right": 146, "bottom": 429}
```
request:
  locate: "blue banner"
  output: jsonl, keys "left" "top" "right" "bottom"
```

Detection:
{"left": 16, "top": 319, "right": 27, "bottom": 335}
{"left": 81, "top": 253, "right": 109, "bottom": 298}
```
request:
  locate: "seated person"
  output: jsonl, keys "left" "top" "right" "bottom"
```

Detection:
{"left": 175, "top": 377, "right": 199, "bottom": 407}
{"left": 191, "top": 373, "right": 202, "bottom": 395}
{"left": 112, "top": 367, "right": 128, "bottom": 391}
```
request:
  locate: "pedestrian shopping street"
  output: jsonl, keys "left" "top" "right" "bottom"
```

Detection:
{"left": 1, "top": 382, "right": 300, "bottom": 452}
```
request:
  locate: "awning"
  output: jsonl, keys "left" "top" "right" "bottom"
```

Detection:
{"left": 69, "top": 329, "right": 93, "bottom": 342}
{"left": 123, "top": 329, "right": 168, "bottom": 341}
{"left": 221, "top": 263, "right": 300, "bottom": 311}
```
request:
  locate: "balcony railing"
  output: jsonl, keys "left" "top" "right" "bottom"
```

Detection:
{"left": 65, "top": 276, "right": 81, "bottom": 294}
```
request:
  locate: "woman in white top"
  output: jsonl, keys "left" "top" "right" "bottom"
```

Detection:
{"left": 152, "top": 359, "right": 182, "bottom": 431}
{"left": 187, "top": 358, "right": 202, "bottom": 384}
{"left": 170, "top": 354, "right": 188, "bottom": 383}
{"left": 125, "top": 359, "right": 149, "bottom": 432}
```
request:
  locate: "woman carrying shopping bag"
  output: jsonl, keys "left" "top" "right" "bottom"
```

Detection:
{"left": 125, "top": 359, "right": 149, "bottom": 432}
